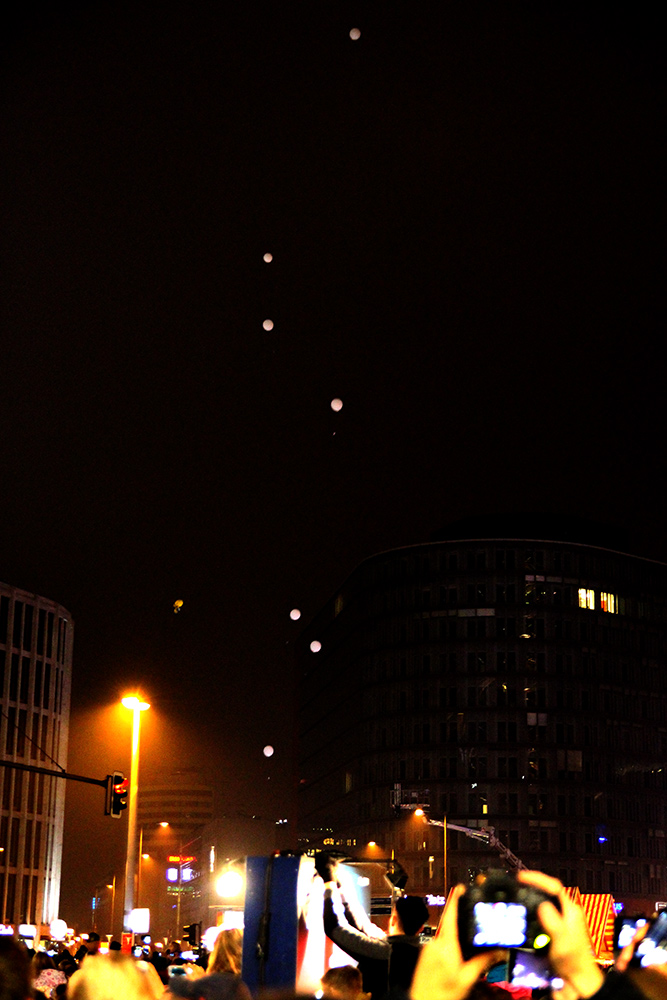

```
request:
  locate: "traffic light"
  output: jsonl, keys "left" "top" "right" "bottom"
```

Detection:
{"left": 182, "top": 923, "right": 200, "bottom": 947}
{"left": 105, "top": 771, "right": 128, "bottom": 818}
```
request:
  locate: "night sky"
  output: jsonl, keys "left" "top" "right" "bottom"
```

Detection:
{"left": 1, "top": 3, "right": 664, "bottom": 928}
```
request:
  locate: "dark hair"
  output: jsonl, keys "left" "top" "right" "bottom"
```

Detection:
{"left": 321, "top": 965, "right": 363, "bottom": 991}
{"left": 0, "top": 937, "right": 32, "bottom": 1000}
{"left": 395, "top": 895, "right": 429, "bottom": 935}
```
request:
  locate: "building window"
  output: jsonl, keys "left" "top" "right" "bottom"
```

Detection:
{"left": 600, "top": 592, "right": 618, "bottom": 613}
{"left": 578, "top": 589, "right": 595, "bottom": 609}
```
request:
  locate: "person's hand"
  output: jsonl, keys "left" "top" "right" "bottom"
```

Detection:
{"left": 517, "top": 871, "right": 604, "bottom": 999}
{"left": 410, "top": 884, "right": 506, "bottom": 1000}
{"left": 314, "top": 852, "right": 337, "bottom": 883}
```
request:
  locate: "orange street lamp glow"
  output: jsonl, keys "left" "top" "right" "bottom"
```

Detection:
{"left": 121, "top": 696, "right": 150, "bottom": 711}
{"left": 414, "top": 808, "right": 425, "bottom": 817}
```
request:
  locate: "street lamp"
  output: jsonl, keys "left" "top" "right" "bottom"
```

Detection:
{"left": 121, "top": 694, "right": 150, "bottom": 930}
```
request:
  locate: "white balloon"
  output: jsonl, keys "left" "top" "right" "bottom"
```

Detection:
{"left": 263, "top": 319, "right": 274, "bottom": 331}
{"left": 290, "top": 609, "right": 301, "bottom": 621}
{"left": 349, "top": 28, "right": 361, "bottom": 40}
{"left": 330, "top": 398, "right": 343, "bottom": 412}
{"left": 263, "top": 745, "right": 274, "bottom": 757}
{"left": 310, "top": 640, "right": 322, "bottom": 653}
{"left": 263, "top": 253, "right": 273, "bottom": 262}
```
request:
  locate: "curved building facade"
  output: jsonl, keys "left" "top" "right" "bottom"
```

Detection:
{"left": 297, "top": 520, "right": 667, "bottom": 912}
{"left": 0, "top": 583, "right": 72, "bottom": 926}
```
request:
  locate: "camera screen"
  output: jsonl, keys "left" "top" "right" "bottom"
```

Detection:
{"left": 473, "top": 901, "right": 528, "bottom": 948}
{"left": 616, "top": 918, "right": 649, "bottom": 951}
{"left": 637, "top": 912, "right": 667, "bottom": 967}
{"left": 510, "top": 950, "right": 558, "bottom": 989}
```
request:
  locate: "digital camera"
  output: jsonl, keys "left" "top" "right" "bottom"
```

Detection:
{"left": 458, "top": 871, "right": 560, "bottom": 957}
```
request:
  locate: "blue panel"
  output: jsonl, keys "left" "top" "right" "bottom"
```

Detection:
{"left": 242, "top": 855, "right": 300, "bottom": 993}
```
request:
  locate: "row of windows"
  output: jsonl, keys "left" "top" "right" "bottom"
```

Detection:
{"left": 0, "top": 869, "right": 41, "bottom": 925}
{"left": 0, "top": 598, "right": 69, "bottom": 664}
{"left": 0, "top": 651, "right": 62, "bottom": 710}
{"left": 374, "top": 681, "right": 667, "bottom": 723}
{"left": 370, "top": 546, "right": 667, "bottom": 593}
{"left": 376, "top": 616, "right": 665, "bottom": 651}
{"left": 384, "top": 584, "right": 631, "bottom": 614}
{"left": 0, "top": 771, "right": 49, "bottom": 818}
{"left": 371, "top": 752, "right": 666, "bottom": 787}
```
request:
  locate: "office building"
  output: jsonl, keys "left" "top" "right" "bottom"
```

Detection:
{"left": 297, "top": 517, "right": 667, "bottom": 913}
{"left": 0, "top": 582, "right": 72, "bottom": 926}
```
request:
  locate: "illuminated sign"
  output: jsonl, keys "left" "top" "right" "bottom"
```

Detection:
{"left": 426, "top": 894, "right": 446, "bottom": 906}
{"left": 168, "top": 855, "right": 196, "bottom": 863}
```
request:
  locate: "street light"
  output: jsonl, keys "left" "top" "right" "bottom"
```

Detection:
{"left": 121, "top": 694, "right": 150, "bottom": 930}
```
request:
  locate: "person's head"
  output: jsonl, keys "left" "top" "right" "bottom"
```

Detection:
{"left": 321, "top": 964, "right": 364, "bottom": 999}
{"left": 392, "top": 895, "right": 430, "bottom": 936}
{"left": 109, "top": 940, "right": 122, "bottom": 952}
{"left": 0, "top": 937, "right": 31, "bottom": 1000}
{"left": 206, "top": 928, "right": 243, "bottom": 975}
{"left": 67, "top": 952, "right": 158, "bottom": 1000}
{"left": 31, "top": 951, "right": 56, "bottom": 975}
{"left": 86, "top": 932, "right": 101, "bottom": 955}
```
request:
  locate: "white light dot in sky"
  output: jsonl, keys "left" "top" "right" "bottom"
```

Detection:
{"left": 290, "top": 609, "right": 301, "bottom": 621}
{"left": 263, "top": 745, "right": 274, "bottom": 757}
{"left": 330, "top": 398, "right": 343, "bottom": 412}
{"left": 263, "top": 319, "right": 274, "bottom": 331}
{"left": 349, "top": 28, "right": 361, "bottom": 40}
{"left": 310, "top": 640, "right": 322, "bottom": 653}
{"left": 263, "top": 253, "right": 273, "bottom": 262}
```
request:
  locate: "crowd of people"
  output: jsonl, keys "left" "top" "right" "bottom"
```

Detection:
{"left": 0, "top": 866, "right": 665, "bottom": 1000}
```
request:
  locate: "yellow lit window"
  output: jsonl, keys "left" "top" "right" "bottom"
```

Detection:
{"left": 600, "top": 592, "right": 618, "bottom": 613}
{"left": 578, "top": 588, "right": 595, "bottom": 609}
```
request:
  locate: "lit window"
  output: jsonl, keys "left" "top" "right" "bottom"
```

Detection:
{"left": 578, "top": 588, "right": 595, "bottom": 609}
{"left": 600, "top": 592, "right": 618, "bottom": 613}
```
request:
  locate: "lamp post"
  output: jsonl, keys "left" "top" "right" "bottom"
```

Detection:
{"left": 106, "top": 876, "right": 116, "bottom": 939}
{"left": 121, "top": 695, "right": 150, "bottom": 930}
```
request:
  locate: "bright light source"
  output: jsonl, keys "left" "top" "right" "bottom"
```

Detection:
{"left": 263, "top": 745, "right": 274, "bottom": 757}
{"left": 50, "top": 919, "right": 68, "bottom": 941}
{"left": 263, "top": 253, "right": 273, "bottom": 262}
{"left": 290, "top": 608, "right": 301, "bottom": 621}
{"left": 310, "top": 640, "right": 322, "bottom": 653}
{"left": 128, "top": 909, "right": 150, "bottom": 934}
{"left": 263, "top": 319, "right": 274, "bottom": 331}
{"left": 216, "top": 870, "right": 244, "bottom": 899}
{"left": 414, "top": 808, "right": 425, "bottom": 817}
{"left": 349, "top": 28, "right": 361, "bottom": 40}
{"left": 330, "top": 398, "right": 343, "bottom": 412}
{"left": 160, "top": 822, "right": 169, "bottom": 828}
{"left": 121, "top": 696, "right": 150, "bottom": 711}
{"left": 368, "top": 841, "right": 376, "bottom": 847}
{"left": 166, "top": 868, "right": 178, "bottom": 882}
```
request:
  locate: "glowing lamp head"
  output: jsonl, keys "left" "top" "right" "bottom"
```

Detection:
{"left": 330, "top": 398, "right": 343, "bottom": 412}
{"left": 310, "top": 640, "right": 322, "bottom": 653}
{"left": 263, "top": 319, "right": 274, "bottom": 331}
{"left": 290, "top": 608, "right": 301, "bottom": 621}
{"left": 414, "top": 808, "right": 425, "bottom": 818}
{"left": 122, "top": 696, "right": 150, "bottom": 711}
{"left": 263, "top": 745, "right": 274, "bottom": 757}
{"left": 263, "top": 253, "right": 273, "bottom": 262}
{"left": 349, "top": 28, "right": 361, "bottom": 40}
{"left": 216, "top": 870, "right": 244, "bottom": 899}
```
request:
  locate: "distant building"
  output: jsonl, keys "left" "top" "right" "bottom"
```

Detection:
{"left": 297, "top": 517, "right": 667, "bottom": 914}
{"left": 0, "top": 583, "right": 73, "bottom": 926}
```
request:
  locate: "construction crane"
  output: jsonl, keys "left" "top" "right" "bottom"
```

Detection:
{"left": 423, "top": 816, "right": 527, "bottom": 873}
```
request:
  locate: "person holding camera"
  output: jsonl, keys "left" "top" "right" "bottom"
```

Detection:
{"left": 315, "top": 853, "right": 430, "bottom": 1000}
{"left": 410, "top": 870, "right": 664, "bottom": 1000}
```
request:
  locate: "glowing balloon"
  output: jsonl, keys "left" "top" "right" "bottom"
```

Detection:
{"left": 263, "top": 745, "right": 274, "bottom": 757}
{"left": 263, "top": 253, "right": 273, "bottom": 262}
{"left": 290, "top": 609, "right": 301, "bottom": 621}
{"left": 349, "top": 28, "right": 361, "bottom": 40}
{"left": 310, "top": 640, "right": 322, "bottom": 653}
{"left": 173, "top": 600, "right": 184, "bottom": 613}
{"left": 330, "top": 398, "right": 343, "bottom": 412}
{"left": 263, "top": 319, "right": 274, "bottom": 331}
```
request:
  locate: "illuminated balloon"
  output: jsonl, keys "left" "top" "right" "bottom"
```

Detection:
{"left": 263, "top": 745, "right": 274, "bottom": 757}
{"left": 263, "top": 319, "right": 274, "bottom": 331}
{"left": 290, "top": 609, "right": 301, "bottom": 621}
{"left": 349, "top": 28, "right": 361, "bottom": 40}
{"left": 310, "top": 640, "right": 322, "bottom": 653}
{"left": 263, "top": 253, "right": 273, "bottom": 262}
{"left": 330, "top": 398, "right": 343, "bottom": 412}
{"left": 173, "top": 600, "right": 184, "bottom": 613}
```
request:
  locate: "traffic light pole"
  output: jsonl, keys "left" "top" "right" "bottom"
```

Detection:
{"left": 0, "top": 759, "right": 110, "bottom": 789}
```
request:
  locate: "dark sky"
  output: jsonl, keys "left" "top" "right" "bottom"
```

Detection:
{"left": 1, "top": 3, "right": 664, "bottom": 927}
